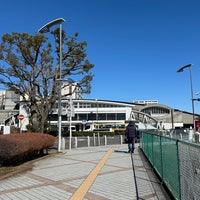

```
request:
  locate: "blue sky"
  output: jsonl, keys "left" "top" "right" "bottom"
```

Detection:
{"left": 1, "top": 0, "right": 200, "bottom": 113}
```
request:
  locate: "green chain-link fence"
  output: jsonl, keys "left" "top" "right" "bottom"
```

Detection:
{"left": 140, "top": 131, "right": 200, "bottom": 200}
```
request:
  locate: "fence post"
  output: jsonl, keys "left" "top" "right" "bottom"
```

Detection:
{"left": 75, "top": 137, "right": 77, "bottom": 149}
{"left": 104, "top": 135, "right": 107, "bottom": 145}
{"left": 98, "top": 132, "right": 100, "bottom": 146}
{"left": 176, "top": 140, "right": 181, "bottom": 200}
{"left": 120, "top": 135, "right": 123, "bottom": 144}
{"left": 87, "top": 136, "right": 90, "bottom": 147}
{"left": 61, "top": 137, "right": 65, "bottom": 150}
{"left": 93, "top": 133, "right": 96, "bottom": 146}
{"left": 160, "top": 135, "right": 164, "bottom": 180}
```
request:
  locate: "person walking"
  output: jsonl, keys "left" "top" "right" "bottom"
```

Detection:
{"left": 125, "top": 120, "right": 136, "bottom": 153}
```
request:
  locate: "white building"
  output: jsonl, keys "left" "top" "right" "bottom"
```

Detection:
{"left": 0, "top": 89, "right": 199, "bottom": 132}
{"left": 61, "top": 82, "right": 83, "bottom": 99}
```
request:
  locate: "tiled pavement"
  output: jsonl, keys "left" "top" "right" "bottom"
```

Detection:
{"left": 0, "top": 144, "right": 170, "bottom": 200}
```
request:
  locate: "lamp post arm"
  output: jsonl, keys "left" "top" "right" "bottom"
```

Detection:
{"left": 176, "top": 64, "right": 192, "bottom": 73}
{"left": 38, "top": 18, "right": 65, "bottom": 33}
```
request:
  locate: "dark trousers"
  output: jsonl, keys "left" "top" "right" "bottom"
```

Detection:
{"left": 127, "top": 137, "right": 135, "bottom": 152}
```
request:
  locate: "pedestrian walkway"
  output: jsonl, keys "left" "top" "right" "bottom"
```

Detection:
{"left": 0, "top": 144, "right": 170, "bottom": 200}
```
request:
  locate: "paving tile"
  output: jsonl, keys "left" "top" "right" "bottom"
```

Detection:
{"left": 0, "top": 144, "right": 169, "bottom": 200}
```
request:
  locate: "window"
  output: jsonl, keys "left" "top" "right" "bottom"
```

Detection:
{"left": 107, "top": 113, "right": 116, "bottom": 120}
{"left": 98, "top": 113, "right": 106, "bottom": 120}
{"left": 78, "top": 114, "right": 87, "bottom": 121}
{"left": 117, "top": 113, "right": 126, "bottom": 120}
{"left": 142, "top": 107, "right": 170, "bottom": 115}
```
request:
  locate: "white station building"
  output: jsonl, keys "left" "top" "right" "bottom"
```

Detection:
{"left": 0, "top": 89, "right": 199, "bottom": 132}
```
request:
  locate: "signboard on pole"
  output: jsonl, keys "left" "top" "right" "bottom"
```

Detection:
{"left": 195, "top": 120, "right": 200, "bottom": 132}
{"left": 82, "top": 119, "right": 87, "bottom": 124}
{"left": 18, "top": 114, "right": 24, "bottom": 121}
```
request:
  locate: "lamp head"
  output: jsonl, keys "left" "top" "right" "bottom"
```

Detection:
{"left": 38, "top": 18, "right": 65, "bottom": 33}
{"left": 177, "top": 68, "right": 184, "bottom": 73}
{"left": 177, "top": 64, "right": 192, "bottom": 73}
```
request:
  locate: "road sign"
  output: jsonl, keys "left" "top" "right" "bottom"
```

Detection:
{"left": 82, "top": 119, "right": 87, "bottom": 124}
{"left": 18, "top": 114, "right": 24, "bottom": 120}
{"left": 195, "top": 120, "right": 200, "bottom": 132}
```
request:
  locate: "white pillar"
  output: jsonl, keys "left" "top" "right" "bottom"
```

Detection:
{"left": 104, "top": 135, "right": 107, "bottom": 145}
{"left": 87, "top": 136, "right": 90, "bottom": 147}
{"left": 74, "top": 137, "right": 77, "bottom": 148}
{"left": 189, "top": 126, "right": 194, "bottom": 141}
{"left": 61, "top": 137, "right": 65, "bottom": 150}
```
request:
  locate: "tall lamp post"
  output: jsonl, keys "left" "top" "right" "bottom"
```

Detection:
{"left": 177, "top": 64, "right": 195, "bottom": 128}
{"left": 68, "top": 81, "right": 73, "bottom": 151}
{"left": 38, "top": 18, "right": 65, "bottom": 152}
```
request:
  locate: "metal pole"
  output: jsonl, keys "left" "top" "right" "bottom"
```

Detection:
{"left": 96, "top": 99, "right": 98, "bottom": 125}
{"left": 38, "top": 18, "right": 65, "bottom": 152}
{"left": 58, "top": 23, "right": 62, "bottom": 152}
{"left": 189, "top": 67, "right": 195, "bottom": 129}
{"left": 177, "top": 64, "right": 195, "bottom": 129}
{"left": 69, "top": 86, "right": 72, "bottom": 150}
{"left": 171, "top": 108, "right": 174, "bottom": 129}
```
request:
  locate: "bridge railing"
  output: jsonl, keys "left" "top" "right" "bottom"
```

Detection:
{"left": 140, "top": 131, "right": 200, "bottom": 200}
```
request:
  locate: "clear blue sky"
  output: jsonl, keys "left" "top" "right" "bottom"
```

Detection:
{"left": 1, "top": 0, "right": 200, "bottom": 113}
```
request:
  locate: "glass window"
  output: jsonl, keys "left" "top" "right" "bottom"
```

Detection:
{"left": 142, "top": 107, "right": 170, "bottom": 114}
{"left": 72, "top": 114, "right": 77, "bottom": 121}
{"left": 98, "top": 113, "right": 106, "bottom": 120}
{"left": 78, "top": 114, "right": 87, "bottom": 121}
{"left": 107, "top": 113, "right": 116, "bottom": 120}
{"left": 117, "top": 113, "right": 126, "bottom": 120}
{"left": 62, "top": 115, "right": 68, "bottom": 121}
{"left": 73, "top": 102, "right": 77, "bottom": 108}
{"left": 88, "top": 113, "right": 96, "bottom": 120}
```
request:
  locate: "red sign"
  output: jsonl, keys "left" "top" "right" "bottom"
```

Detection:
{"left": 195, "top": 120, "right": 200, "bottom": 132}
{"left": 18, "top": 114, "right": 24, "bottom": 120}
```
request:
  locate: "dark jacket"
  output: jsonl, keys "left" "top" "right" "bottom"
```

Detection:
{"left": 126, "top": 123, "right": 136, "bottom": 138}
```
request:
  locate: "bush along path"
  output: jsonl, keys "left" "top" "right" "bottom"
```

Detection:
{"left": 0, "top": 132, "right": 56, "bottom": 166}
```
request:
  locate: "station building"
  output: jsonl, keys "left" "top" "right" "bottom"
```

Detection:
{"left": 47, "top": 98, "right": 200, "bottom": 131}
{"left": 0, "top": 89, "right": 199, "bottom": 132}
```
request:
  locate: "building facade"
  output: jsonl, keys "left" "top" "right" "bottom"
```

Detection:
{"left": 0, "top": 89, "right": 199, "bottom": 132}
{"left": 47, "top": 98, "right": 199, "bottom": 131}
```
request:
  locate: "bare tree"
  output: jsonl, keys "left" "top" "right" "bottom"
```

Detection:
{"left": 0, "top": 29, "right": 94, "bottom": 133}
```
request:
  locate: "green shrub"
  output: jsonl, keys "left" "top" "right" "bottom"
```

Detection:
{"left": 61, "top": 131, "right": 117, "bottom": 137}
{"left": 114, "top": 130, "right": 126, "bottom": 135}
{"left": 46, "top": 129, "right": 126, "bottom": 137}
{"left": 0, "top": 133, "right": 56, "bottom": 166}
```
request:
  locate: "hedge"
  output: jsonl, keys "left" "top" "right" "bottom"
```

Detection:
{"left": 0, "top": 133, "right": 56, "bottom": 166}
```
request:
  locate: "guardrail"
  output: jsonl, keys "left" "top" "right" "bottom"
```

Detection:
{"left": 50, "top": 134, "right": 126, "bottom": 150}
{"left": 140, "top": 131, "right": 200, "bottom": 200}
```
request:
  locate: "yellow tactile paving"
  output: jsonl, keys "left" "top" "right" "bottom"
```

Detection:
{"left": 69, "top": 147, "right": 113, "bottom": 200}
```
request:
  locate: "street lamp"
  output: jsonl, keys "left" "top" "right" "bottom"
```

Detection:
{"left": 38, "top": 18, "right": 65, "bottom": 152}
{"left": 66, "top": 79, "right": 74, "bottom": 151}
{"left": 177, "top": 64, "right": 195, "bottom": 128}
{"left": 96, "top": 99, "right": 98, "bottom": 125}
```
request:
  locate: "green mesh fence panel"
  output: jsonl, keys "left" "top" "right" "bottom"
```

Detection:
{"left": 140, "top": 131, "right": 148, "bottom": 155}
{"left": 152, "top": 134, "right": 162, "bottom": 178}
{"left": 161, "top": 137, "right": 180, "bottom": 200}
{"left": 140, "top": 132, "right": 180, "bottom": 200}
{"left": 147, "top": 133, "right": 153, "bottom": 163}
{"left": 178, "top": 142, "right": 200, "bottom": 200}
{"left": 141, "top": 132, "right": 200, "bottom": 200}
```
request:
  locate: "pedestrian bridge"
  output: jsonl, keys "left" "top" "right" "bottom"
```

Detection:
{"left": 127, "top": 109, "right": 159, "bottom": 130}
